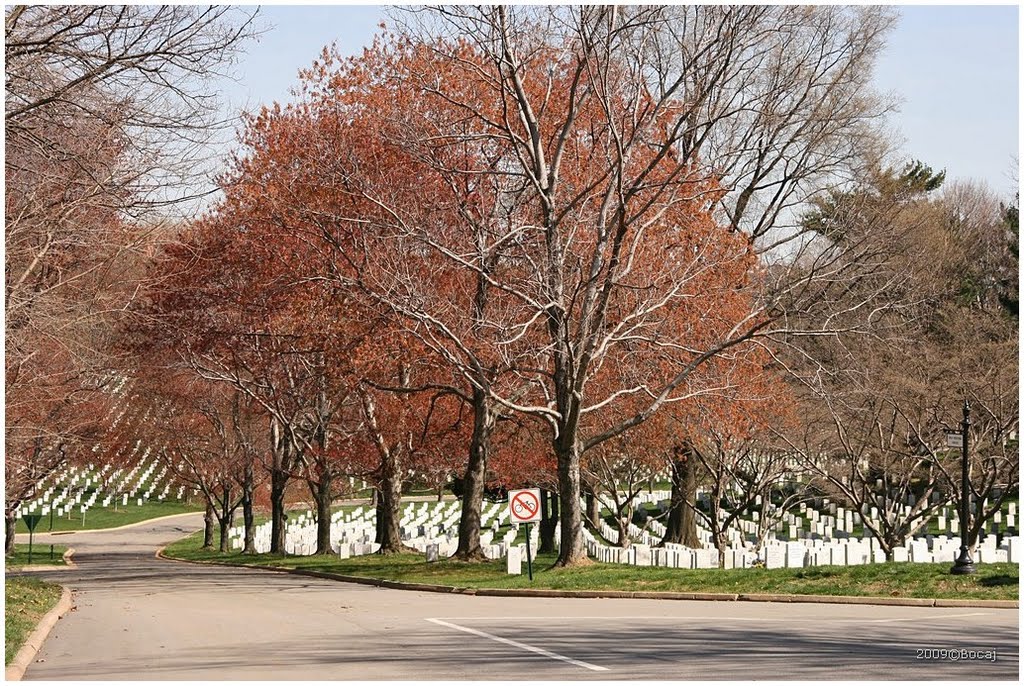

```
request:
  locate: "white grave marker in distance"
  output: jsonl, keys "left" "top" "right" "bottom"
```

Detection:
{"left": 508, "top": 488, "right": 542, "bottom": 524}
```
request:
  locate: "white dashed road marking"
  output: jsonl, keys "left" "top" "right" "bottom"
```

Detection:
{"left": 425, "top": 618, "right": 609, "bottom": 672}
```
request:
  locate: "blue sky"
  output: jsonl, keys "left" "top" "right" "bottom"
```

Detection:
{"left": 221, "top": 4, "right": 1019, "bottom": 200}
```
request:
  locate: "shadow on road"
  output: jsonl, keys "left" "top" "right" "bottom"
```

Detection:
{"left": 23, "top": 616, "right": 1019, "bottom": 680}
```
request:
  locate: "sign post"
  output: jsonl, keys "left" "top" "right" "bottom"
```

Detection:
{"left": 21, "top": 513, "right": 42, "bottom": 564}
{"left": 508, "top": 488, "right": 542, "bottom": 581}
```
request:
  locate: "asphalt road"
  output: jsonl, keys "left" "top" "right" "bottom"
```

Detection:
{"left": 11, "top": 516, "right": 1019, "bottom": 680}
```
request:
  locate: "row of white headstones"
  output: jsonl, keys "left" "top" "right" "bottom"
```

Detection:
{"left": 227, "top": 492, "right": 1020, "bottom": 572}
{"left": 590, "top": 490, "right": 1020, "bottom": 568}
{"left": 16, "top": 376, "right": 190, "bottom": 523}
{"left": 228, "top": 499, "right": 528, "bottom": 557}
{"left": 15, "top": 459, "right": 185, "bottom": 523}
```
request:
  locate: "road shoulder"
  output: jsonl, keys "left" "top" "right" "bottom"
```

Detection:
{"left": 5, "top": 586, "right": 73, "bottom": 681}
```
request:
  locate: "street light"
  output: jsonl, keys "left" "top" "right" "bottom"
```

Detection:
{"left": 950, "top": 399, "right": 976, "bottom": 575}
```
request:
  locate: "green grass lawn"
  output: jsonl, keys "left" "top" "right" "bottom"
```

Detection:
{"left": 5, "top": 544, "right": 69, "bottom": 568}
{"left": 5, "top": 577, "right": 64, "bottom": 665}
{"left": 15, "top": 500, "right": 202, "bottom": 534}
{"left": 163, "top": 530, "right": 1018, "bottom": 601}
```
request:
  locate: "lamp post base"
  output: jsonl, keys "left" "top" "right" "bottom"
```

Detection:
{"left": 950, "top": 548, "right": 977, "bottom": 575}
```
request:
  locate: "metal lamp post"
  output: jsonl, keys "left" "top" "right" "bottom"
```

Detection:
{"left": 950, "top": 399, "right": 976, "bottom": 575}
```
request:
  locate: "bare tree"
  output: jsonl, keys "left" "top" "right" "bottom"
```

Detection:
{"left": 585, "top": 442, "right": 663, "bottom": 549}
{"left": 376, "top": 5, "right": 899, "bottom": 565}
{"left": 687, "top": 416, "right": 816, "bottom": 567}
{"left": 779, "top": 164, "right": 1018, "bottom": 558}
{"left": 4, "top": 5, "right": 256, "bottom": 553}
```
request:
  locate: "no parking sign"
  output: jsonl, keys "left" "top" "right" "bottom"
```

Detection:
{"left": 508, "top": 488, "right": 542, "bottom": 523}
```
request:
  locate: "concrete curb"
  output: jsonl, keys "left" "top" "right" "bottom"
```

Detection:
{"left": 5, "top": 585, "right": 73, "bottom": 681}
{"left": 156, "top": 550, "right": 1019, "bottom": 609}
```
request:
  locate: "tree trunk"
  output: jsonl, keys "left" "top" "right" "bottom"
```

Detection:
{"left": 539, "top": 489, "right": 558, "bottom": 553}
{"left": 269, "top": 469, "right": 288, "bottom": 554}
{"left": 661, "top": 449, "right": 699, "bottom": 547}
{"left": 585, "top": 486, "right": 599, "bottom": 528}
{"left": 218, "top": 515, "right": 230, "bottom": 553}
{"left": 203, "top": 501, "right": 215, "bottom": 549}
{"left": 555, "top": 441, "right": 587, "bottom": 566}
{"left": 377, "top": 449, "right": 404, "bottom": 554}
{"left": 311, "top": 475, "right": 333, "bottom": 555}
{"left": 241, "top": 463, "right": 256, "bottom": 555}
{"left": 714, "top": 530, "right": 727, "bottom": 569}
{"left": 374, "top": 488, "right": 384, "bottom": 545}
{"left": 454, "top": 390, "right": 493, "bottom": 560}
{"left": 268, "top": 417, "right": 293, "bottom": 555}
{"left": 5, "top": 512, "right": 16, "bottom": 555}
{"left": 217, "top": 485, "right": 234, "bottom": 553}
{"left": 616, "top": 515, "right": 630, "bottom": 548}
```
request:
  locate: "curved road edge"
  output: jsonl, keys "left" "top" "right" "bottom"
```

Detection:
{"left": 13, "top": 548, "right": 78, "bottom": 573}
{"left": 15, "top": 511, "right": 203, "bottom": 539}
{"left": 155, "top": 547, "right": 1018, "bottom": 610}
{"left": 5, "top": 586, "right": 74, "bottom": 682}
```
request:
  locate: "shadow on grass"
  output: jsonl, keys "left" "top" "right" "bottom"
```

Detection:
{"left": 979, "top": 574, "right": 1018, "bottom": 587}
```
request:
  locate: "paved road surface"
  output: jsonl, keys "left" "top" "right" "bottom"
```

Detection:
{"left": 12, "top": 517, "right": 1019, "bottom": 680}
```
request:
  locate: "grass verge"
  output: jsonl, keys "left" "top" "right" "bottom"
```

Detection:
{"left": 15, "top": 500, "right": 202, "bottom": 534}
{"left": 5, "top": 544, "right": 69, "bottom": 568}
{"left": 4, "top": 577, "right": 63, "bottom": 665}
{"left": 163, "top": 530, "right": 1018, "bottom": 601}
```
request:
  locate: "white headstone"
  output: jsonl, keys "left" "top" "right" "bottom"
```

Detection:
{"left": 785, "top": 543, "right": 806, "bottom": 568}
{"left": 506, "top": 545, "right": 522, "bottom": 575}
{"left": 694, "top": 549, "right": 717, "bottom": 569}
{"left": 765, "top": 546, "right": 785, "bottom": 569}
{"left": 909, "top": 540, "right": 931, "bottom": 563}
{"left": 1006, "top": 537, "right": 1020, "bottom": 563}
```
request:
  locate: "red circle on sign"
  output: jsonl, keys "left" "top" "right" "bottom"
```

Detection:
{"left": 511, "top": 491, "right": 540, "bottom": 521}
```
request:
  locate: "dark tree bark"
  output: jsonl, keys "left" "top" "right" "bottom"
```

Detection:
{"left": 374, "top": 489, "right": 384, "bottom": 545}
{"left": 454, "top": 390, "right": 494, "bottom": 560}
{"left": 661, "top": 443, "right": 700, "bottom": 547}
{"left": 269, "top": 469, "right": 288, "bottom": 554}
{"left": 539, "top": 489, "right": 558, "bottom": 553}
{"left": 5, "top": 512, "right": 16, "bottom": 555}
{"left": 585, "top": 485, "right": 600, "bottom": 528}
{"left": 268, "top": 417, "right": 297, "bottom": 555}
{"left": 376, "top": 448, "right": 405, "bottom": 554}
{"left": 218, "top": 513, "right": 231, "bottom": 553}
{"left": 310, "top": 475, "right": 333, "bottom": 554}
{"left": 555, "top": 441, "right": 587, "bottom": 565}
{"left": 216, "top": 485, "right": 236, "bottom": 553}
{"left": 241, "top": 462, "right": 256, "bottom": 555}
{"left": 203, "top": 501, "right": 215, "bottom": 549}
